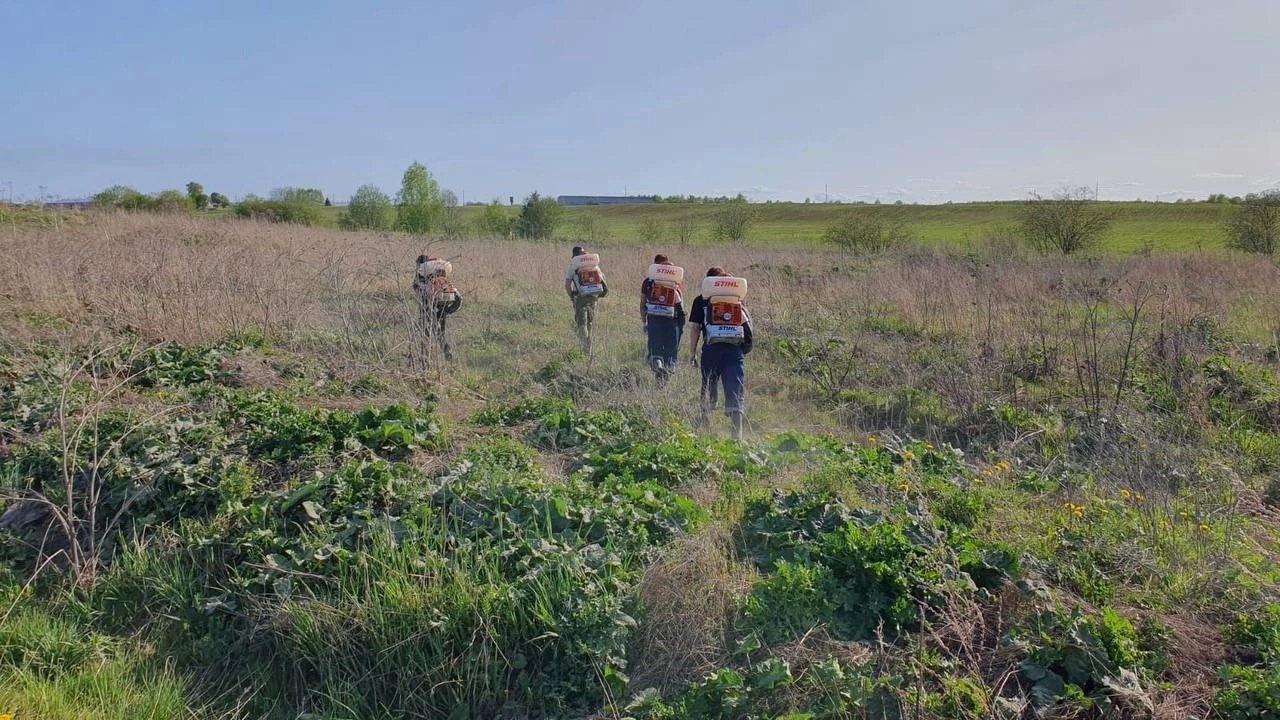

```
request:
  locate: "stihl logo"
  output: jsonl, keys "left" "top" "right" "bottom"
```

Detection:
{"left": 712, "top": 279, "right": 737, "bottom": 287}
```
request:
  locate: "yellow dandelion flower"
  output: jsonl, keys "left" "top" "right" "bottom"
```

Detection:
{"left": 898, "top": 483, "right": 911, "bottom": 492}
{"left": 1199, "top": 524, "right": 1210, "bottom": 532}
{"left": 1120, "top": 489, "right": 1132, "bottom": 500}
{"left": 1135, "top": 493, "right": 1145, "bottom": 502}
{"left": 973, "top": 477, "right": 984, "bottom": 485}
{"left": 1063, "top": 502, "right": 1075, "bottom": 509}
{"left": 1179, "top": 511, "right": 1189, "bottom": 518}
{"left": 902, "top": 451, "right": 917, "bottom": 462}
{"left": 867, "top": 437, "right": 878, "bottom": 445}
{"left": 1073, "top": 508, "right": 1085, "bottom": 519}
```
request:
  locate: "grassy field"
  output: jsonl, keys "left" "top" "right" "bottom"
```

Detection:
{"left": 2, "top": 210, "right": 1279, "bottom": 719}
{"left": 310, "top": 200, "right": 1233, "bottom": 252}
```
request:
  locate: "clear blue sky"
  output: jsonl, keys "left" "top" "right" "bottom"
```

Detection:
{"left": 3, "top": 0, "right": 1277, "bottom": 204}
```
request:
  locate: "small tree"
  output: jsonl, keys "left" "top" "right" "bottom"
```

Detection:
{"left": 476, "top": 198, "right": 514, "bottom": 237}
{"left": 209, "top": 192, "right": 231, "bottom": 208}
{"left": 711, "top": 198, "right": 754, "bottom": 243}
{"left": 396, "top": 161, "right": 442, "bottom": 234}
{"left": 516, "top": 192, "right": 563, "bottom": 240}
{"left": 637, "top": 217, "right": 663, "bottom": 244}
{"left": 186, "top": 181, "right": 208, "bottom": 210}
{"left": 438, "top": 189, "right": 466, "bottom": 241}
{"left": 671, "top": 212, "right": 697, "bottom": 246}
{"left": 340, "top": 184, "right": 393, "bottom": 231}
{"left": 1018, "top": 187, "right": 1112, "bottom": 254}
{"left": 823, "top": 212, "right": 911, "bottom": 255}
{"left": 1225, "top": 190, "right": 1280, "bottom": 255}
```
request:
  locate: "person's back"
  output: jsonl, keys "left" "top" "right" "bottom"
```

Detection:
{"left": 415, "top": 254, "right": 463, "bottom": 361}
{"left": 688, "top": 267, "right": 753, "bottom": 439}
{"left": 565, "top": 246, "right": 608, "bottom": 353}
{"left": 641, "top": 254, "right": 685, "bottom": 384}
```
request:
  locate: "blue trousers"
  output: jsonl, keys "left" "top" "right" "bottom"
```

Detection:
{"left": 646, "top": 316, "right": 681, "bottom": 370}
{"left": 701, "top": 343, "right": 746, "bottom": 414}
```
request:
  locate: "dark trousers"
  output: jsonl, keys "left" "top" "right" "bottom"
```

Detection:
{"left": 701, "top": 343, "right": 746, "bottom": 414}
{"left": 646, "top": 316, "right": 681, "bottom": 373}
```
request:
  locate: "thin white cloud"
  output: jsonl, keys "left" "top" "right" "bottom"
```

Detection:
{"left": 1194, "top": 172, "right": 1245, "bottom": 180}
{"left": 1114, "top": 181, "right": 1144, "bottom": 187}
{"left": 955, "top": 180, "right": 992, "bottom": 190}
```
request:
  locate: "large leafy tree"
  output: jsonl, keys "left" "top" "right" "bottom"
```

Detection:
{"left": 396, "top": 162, "right": 442, "bottom": 234}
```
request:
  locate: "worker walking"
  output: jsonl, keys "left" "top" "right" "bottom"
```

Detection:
{"left": 413, "top": 254, "right": 463, "bottom": 362}
{"left": 640, "top": 254, "right": 686, "bottom": 386}
{"left": 688, "top": 267, "right": 753, "bottom": 440}
{"left": 565, "top": 246, "right": 608, "bottom": 354}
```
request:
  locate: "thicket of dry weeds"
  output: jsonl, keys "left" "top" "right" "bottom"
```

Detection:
{"left": 5, "top": 212, "right": 1280, "bottom": 718}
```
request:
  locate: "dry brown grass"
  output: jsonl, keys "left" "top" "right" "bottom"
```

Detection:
{"left": 6, "top": 210, "right": 1280, "bottom": 440}
{"left": 629, "top": 525, "right": 755, "bottom": 691}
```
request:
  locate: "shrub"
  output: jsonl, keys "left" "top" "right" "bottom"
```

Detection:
{"left": 516, "top": 191, "right": 564, "bottom": 240}
{"left": 1018, "top": 187, "right": 1113, "bottom": 254}
{"left": 338, "top": 184, "right": 393, "bottom": 231}
{"left": 476, "top": 198, "right": 515, "bottom": 237}
{"left": 233, "top": 195, "right": 323, "bottom": 226}
{"left": 710, "top": 199, "right": 754, "bottom": 243}
{"left": 823, "top": 212, "right": 911, "bottom": 254}
{"left": 1225, "top": 190, "right": 1280, "bottom": 255}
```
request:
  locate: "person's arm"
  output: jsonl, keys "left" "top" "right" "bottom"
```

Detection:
{"left": 686, "top": 297, "right": 704, "bottom": 359}
{"left": 639, "top": 280, "right": 649, "bottom": 324}
{"left": 564, "top": 278, "right": 575, "bottom": 296}
{"left": 741, "top": 319, "right": 753, "bottom": 354}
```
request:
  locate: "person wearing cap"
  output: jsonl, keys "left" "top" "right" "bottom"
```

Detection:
{"left": 687, "top": 266, "right": 753, "bottom": 440}
{"left": 414, "top": 254, "right": 463, "bottom": 361}
{"left": 640, "top": 253, "right": 685, "bottom": 385}
{"left": 564, "top": 246, "right": 608, "bottom": 354}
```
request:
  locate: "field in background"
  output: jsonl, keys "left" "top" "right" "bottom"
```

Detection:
{"left": 322, "top": 200, "right": 1230, "bottom": 251}
{"left": 2, "top": 210, "right": 1279, "bottom": 719}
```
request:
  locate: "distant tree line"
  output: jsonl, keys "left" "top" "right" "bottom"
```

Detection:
{"left": 650, "top": 193, "right": 749, "bottom": 204}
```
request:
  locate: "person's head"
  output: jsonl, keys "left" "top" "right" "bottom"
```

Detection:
{"left": 654, "top": 253, "right": 670, "bottom": 265}
{"left": 706, "top": 266, "right": 727, "bottom": 277}
{"left": 572, "top": 246, "right": 584, "bottom": 257}
{"left": 416, "top": 254, "right": 428, "bottom": 265}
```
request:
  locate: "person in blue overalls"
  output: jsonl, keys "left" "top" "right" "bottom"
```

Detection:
{"left": 640, "top": 254, "right": 685, "bottom": 386}
{"left": 687, "top": 266, "right": 753, "bottom": 440}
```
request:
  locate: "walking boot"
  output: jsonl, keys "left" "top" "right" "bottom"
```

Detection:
{"left": 729, "top": 412, "right": 744, "bottom": 441}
